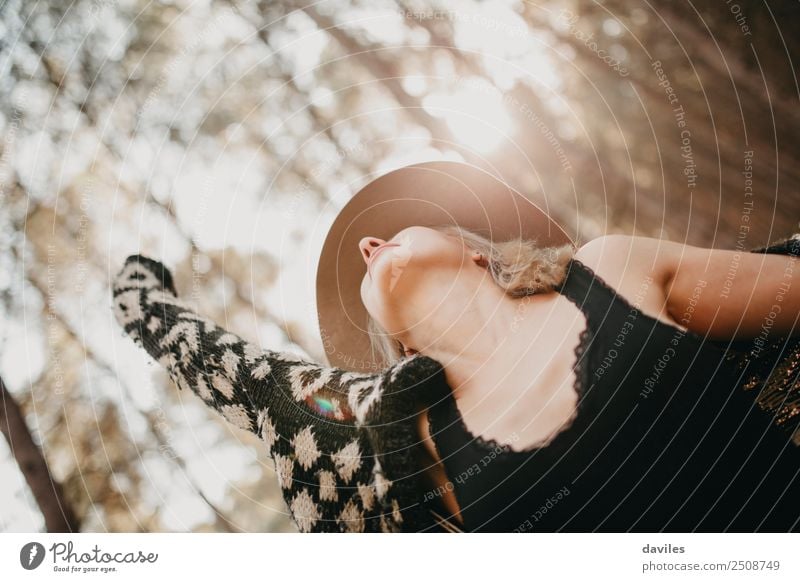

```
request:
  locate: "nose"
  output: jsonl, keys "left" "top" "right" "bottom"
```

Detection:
{"left": 358, "top": 236, "right": 386, "bottom": 265}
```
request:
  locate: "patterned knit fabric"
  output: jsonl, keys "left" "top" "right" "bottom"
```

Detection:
{"left": 112, "top": 234, "right": 800, "bottom": 532}
{"left": 112, "top": 254, "right": 447, "bottom": 532}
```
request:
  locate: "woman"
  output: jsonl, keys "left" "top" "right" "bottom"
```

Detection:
{"left": 359, "top": 225, "right": 800, "bottom": 531}
{"left": 112, "top": 162, "right": 800, "bottom": 532}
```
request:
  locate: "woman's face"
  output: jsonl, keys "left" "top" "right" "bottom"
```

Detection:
{"left": 358, "top": 226, "right": 471, "bottom": 346}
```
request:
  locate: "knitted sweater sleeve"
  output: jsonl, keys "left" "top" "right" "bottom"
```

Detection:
{"left": 112, "top": 254, "right": 444, "bottom": 532}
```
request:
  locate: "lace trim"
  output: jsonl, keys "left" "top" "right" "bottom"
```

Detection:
{"left": 439, "top": 260, "right": 595, "bottom": 455}
{"left": 447, "top": 324, "right": 591, "bottom": 455}
{"left": 568, "top": 258, "right": 716, "bottom": 348}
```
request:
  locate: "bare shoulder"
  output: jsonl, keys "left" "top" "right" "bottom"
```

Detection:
{"left": 573, "top": 234, "right": 687, "bottom": 327}
{"left": 574, "top": 234, "right": 684, "bottom": 281}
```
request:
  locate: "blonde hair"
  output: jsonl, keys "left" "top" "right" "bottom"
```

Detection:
{"left": 366, "top": 224, "right": 575, "bottom": 367}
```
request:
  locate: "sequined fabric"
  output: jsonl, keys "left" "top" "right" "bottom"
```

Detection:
{"left": 716, "top": 234, "right": 800, "bottom": 445}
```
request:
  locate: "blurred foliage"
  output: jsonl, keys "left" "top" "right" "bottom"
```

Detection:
{"left": 0, "top": 0, "right": 798, "bottom": 531}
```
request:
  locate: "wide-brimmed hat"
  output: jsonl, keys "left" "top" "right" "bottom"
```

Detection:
{"left": 315, "top": 160, "right": 575, "bottom": 372}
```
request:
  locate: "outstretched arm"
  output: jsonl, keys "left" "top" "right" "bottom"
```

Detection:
{"left": 577, "top": 233, "right": 800, "bottom": 341}
{"left": 664, "top": 236, "right": 800, "bottom": 340}
{"left": 111, "top": 254, "right": 443, "bottom": 532}
{"left": 112, "top": 254, "right": 366, "bottom": 436}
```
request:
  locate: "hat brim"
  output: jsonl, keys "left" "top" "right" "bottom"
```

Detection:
{"left": 315, "top": 160, "right": 574, "bottom": 372}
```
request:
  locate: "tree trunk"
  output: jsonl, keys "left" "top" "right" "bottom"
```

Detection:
{"left": 0, "top": 375, "right": 81, "bottom": 532}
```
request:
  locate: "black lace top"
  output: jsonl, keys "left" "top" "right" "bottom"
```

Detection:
{"left": 426, "top": 257, "right": 800, "bottom": 532}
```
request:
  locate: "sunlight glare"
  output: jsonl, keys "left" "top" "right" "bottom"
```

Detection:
{"left": 422, "top": 77, "right": 512, "bottom": 153}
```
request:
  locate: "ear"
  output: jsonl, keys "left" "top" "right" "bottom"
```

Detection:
{"left": 471, "top": 251, "right": 489, "bottom": 269}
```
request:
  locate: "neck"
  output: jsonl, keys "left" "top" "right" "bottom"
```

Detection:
{"left": 405, "top": 273, "right": 553, "bottom": 395}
